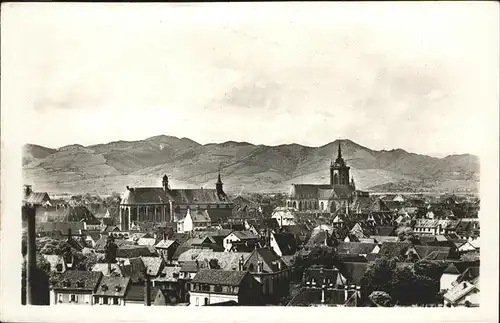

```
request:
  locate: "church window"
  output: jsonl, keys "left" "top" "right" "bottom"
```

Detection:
{"left": 293, "top": 201, "right": 297, "bottom": 209}
{"left": 320, "top": 202, "right": 324, "bottom": 210}
{"left": 298, "top": 201, "right": 302, "bottom": 211}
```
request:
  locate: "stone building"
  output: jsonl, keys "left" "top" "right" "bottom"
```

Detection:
{"left": 286, "top": 141, "right": 367, "bottom": 213}
{"left": 119, "top": 172, "right": 233, "bottom": 231}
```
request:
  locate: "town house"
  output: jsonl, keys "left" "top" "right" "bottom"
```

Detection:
{"left": 50, "top": 271, "right": 102, "bottom": 305}
{"left": 189, "top": 269, "right": 262, "bottom": 306}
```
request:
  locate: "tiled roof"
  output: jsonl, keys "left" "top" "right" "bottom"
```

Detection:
{"left": 153, "top": 266, "right": 181, "bottom": 282}
{"left": 182, "top": 250, "right": 252, "bottom": 271}
{"left": 188, "top": 209, "right": 211, "bottom": 223}
{"left": 337, "top": 242, "right": 378, "bottom": 255}
{"left": 154, "top": 239, "right": 177, "bottom": 249}
{"left": 116, "top": 245, "right": 156, "bottom": 258}
{"left": 272, "top": 233, "right": 298, "bottom": 255}
{"left": 94, "top": 276, "right": 131, "bottom": 297}
{"left": 122, "top": 186, "right": 231, "bottom": 205}
{"left": 137, "top": 238, "right": 157, "bottom": 247}
{"left": 414, "top": 246, "right": 451, "bottom": 260}
{"left": 121, "top": 257, "right": 146, "bottom": 283}
{"left": 289, "top": 184, "right": 330, "bottom": 199}
{"left": 180, "top": 260, "right": 208, "bottom": 273}
{"left": 243, "top": 248, "right": 287, "bottom": 273}
{"left": 37, "top": 221, "right": 84, "bottom": 234}
{"left": 92, "top": 263, "right": 124, "bottom": 276}
{"left": 141, "top": 257, "right": 165, "bottom": 277}
{"left": 370, "top": 236, "right": 399, "bottom": 244}
{"left": 52, "top": 270, "right": 102, "bottom": 291}
{"left": 24, "top": 192, "right": 51, "bottom": 204}
{"left": 373, "top": 226, "right": 396, "bottom": 236}
{"left": 191, "top": 269, "right": 249, "bottom": 286}
{"left": 232, "top": 231, "right": 259, "bottom": 240}
{"left": 124, "top": 284, "right": 156, "bottom": 302}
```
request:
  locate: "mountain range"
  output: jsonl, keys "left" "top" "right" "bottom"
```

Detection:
{"left": 22, "top": 135, "right": 480, "bottom": 195}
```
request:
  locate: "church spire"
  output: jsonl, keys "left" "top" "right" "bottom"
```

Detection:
{"left": 337, "top": 141, "right": 342, "bottom": 160}
{"left": 216, "top": 166, "right": 224, "bottom": 195}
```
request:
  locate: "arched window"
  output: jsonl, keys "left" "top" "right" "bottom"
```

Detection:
{"left": 334, "top": 173, "right": 338, "bottom": 185}
{"left": 320, "top": 202, "right": 324, "bottom": 210}
{"left": 314, "top": 201, "right": 318, "bottom": 209}
{"left": 330, "top": 203, "right": 336, "bottom": 212}
{"left": 293, "top": 201, "right": 297, "bottom": 209}
{"left": 298, "top": 201, "right": 302, "bottom": 211}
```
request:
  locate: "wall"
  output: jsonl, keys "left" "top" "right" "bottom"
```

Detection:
{"left": 53, "top": 291, "right": 93, "bottom": 305}
{"left": 188, "top": 292, "right": 238, "bottom": 306}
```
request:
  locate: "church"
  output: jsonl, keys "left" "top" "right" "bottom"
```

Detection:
{"left": 286, "top": 141, "right": 368, "bottom": 213}
{"left": 119, "top": 172, "right": 233, "bottom": 231}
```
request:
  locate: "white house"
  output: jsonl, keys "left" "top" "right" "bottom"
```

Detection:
{"left": 271, "top": 207, "right": 296, "bottom": 227}
{"left": 223, "top": 231, "right": 260, "bottom": 251}
{"left": 182, "top": 208, "right": 211, "bottom": 233}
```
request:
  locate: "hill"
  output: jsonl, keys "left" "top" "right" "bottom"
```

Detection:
{"left": 22, "top": 136, "right": 480, "bottom": 195}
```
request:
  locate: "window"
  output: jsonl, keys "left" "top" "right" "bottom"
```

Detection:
{"left": 70, "top": 294, "right": 78, "bottom": 303}
{"left": 84, "top": 295, "right": 91, "bottom": 304}
{"left": 214, "top": 285, "right": 222, "bottom": 293}
{"left": 57, "top": 293, "right": 63, "bottom": 303}
{"left": 103, "top": 296, "right": 109, "bottom": 305}
{"left": 195, "top": 297, "right": 199, "bottom": 306}
{"left": 204, "top": 297, "right": 209, "bottom": 305}
{"left": 113, "top": 297, "right": 119, "bottom": 305}
{"left": 56, "top": 263, "right": 63, "bottom": 272}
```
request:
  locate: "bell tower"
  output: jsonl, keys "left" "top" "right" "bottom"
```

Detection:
{"left": 330, "top": 141, "right": 350, "bottom": 186}
{"left": 215, "top": 168, "right": 224, "bottom": 195}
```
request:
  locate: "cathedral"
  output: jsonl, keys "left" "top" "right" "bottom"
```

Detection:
{"left": 286, "top": 141, "right": 367, "bottom": 213}
{"left": 119, "top": 172, "right": 233, "bottom": 231}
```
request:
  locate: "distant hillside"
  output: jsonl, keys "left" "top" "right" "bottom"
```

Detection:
{"left": 22, "top": 135, "right": 480, "bottom": 195}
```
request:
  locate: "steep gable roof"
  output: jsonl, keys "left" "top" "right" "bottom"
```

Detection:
{"left": 272, "top": 232, "right": 298, "bottom": 256}
{"left": 191, "top": 269, "right": 249, "bottom": 286}
{"left": 94, "top": 276, "right": 131, "bottom": 297}
{"left": 52, "top": 270, "right": 102, "bottom": 291}
{"left": 141, "top": 256, "right": 165, "bottom": 277}
{"left": 337, "top": 242, "right": 378, "bottom": 255}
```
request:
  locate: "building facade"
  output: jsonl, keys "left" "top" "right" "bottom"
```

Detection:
{"left": 119, "top": 173, "right": 233, "bottom": 230}
{"left": 286, "top": 141, "right": 366, "bottom": 213}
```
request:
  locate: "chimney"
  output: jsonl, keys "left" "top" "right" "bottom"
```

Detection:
{"left": 144, "top": 273, "right": 151, "bottom": 306}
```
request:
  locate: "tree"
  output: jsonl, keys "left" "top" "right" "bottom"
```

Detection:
{"left": 361, "top": 257, "right": 397, "bottom": 295}
{"left": 78, "top": 253, "right": 104, "bottom": 271}
{"left": 413, "top": 259, "right": 448, "bottom": 281}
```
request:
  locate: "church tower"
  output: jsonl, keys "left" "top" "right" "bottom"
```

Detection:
{"left": 330, "top": 141, "right": 350, "bottom": 186}
{"left": 215, "top": 169, "right": 224, "bottom": 196}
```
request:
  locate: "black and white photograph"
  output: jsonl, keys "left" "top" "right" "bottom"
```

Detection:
{"left": 1, "top": 2, "right": 498, "bottom": 322}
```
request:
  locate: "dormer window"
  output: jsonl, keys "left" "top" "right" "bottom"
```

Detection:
{"left": 63, "top": 280, "right": 71, "bottom": 287}
{"left": 115, "top": 286, "right": 122, "bottom": 292}
{"left": 102, "top": 284, "right": 108, "bottom": 291}
{"left": 76, "top": 281, "right": 84, "bottom": 288}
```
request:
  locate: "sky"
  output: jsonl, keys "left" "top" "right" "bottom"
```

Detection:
{"left": 2, "top": 2, "right": 498, "bottom": 157}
